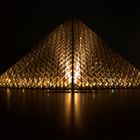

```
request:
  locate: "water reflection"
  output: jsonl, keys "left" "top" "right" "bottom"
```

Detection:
{"left": 0, "top": 88, "right": 140, "bottom": 139}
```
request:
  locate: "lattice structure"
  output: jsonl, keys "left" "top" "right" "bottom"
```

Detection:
{"left": 0, "top": 18, "right": 140, "bottom": 89}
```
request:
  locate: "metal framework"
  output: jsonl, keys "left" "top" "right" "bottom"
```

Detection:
{"left": 0, "top": 18, "right": 140, "bottom": 89}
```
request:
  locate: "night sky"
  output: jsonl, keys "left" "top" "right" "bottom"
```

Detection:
{"left": 0, "top": 1, "right": 140, "bottom": 74}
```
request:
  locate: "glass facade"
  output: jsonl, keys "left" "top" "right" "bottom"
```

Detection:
{"left": 0, "top": 18, "right": 140, "bottom": 89}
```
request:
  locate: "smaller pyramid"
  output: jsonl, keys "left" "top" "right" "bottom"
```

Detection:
{"left": 0, "top": 18, "right": 140, "bottom": 89}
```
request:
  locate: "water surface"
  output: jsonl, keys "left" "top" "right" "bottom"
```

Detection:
{"left": 0, "top": 89, "right": 140, "bottom": 139}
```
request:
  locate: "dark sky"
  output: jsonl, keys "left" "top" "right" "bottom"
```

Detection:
{"left": 0, "top": 1, "right": 140, "bottom": 74}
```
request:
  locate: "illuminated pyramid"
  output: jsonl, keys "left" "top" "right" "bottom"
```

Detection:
{"left": 0, "top": 18, "right": 140, "bottom": 89}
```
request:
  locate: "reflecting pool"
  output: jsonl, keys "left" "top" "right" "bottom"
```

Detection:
{"left": 0, "top": 89, "right": 140, "bottom": 139}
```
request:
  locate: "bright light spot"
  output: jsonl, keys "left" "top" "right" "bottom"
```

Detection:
{"left": 74, "top": 58, "right": 80, "bottom": 84}
{"left": 7, "top": 88, "right": 10, "bottom": 94}
{"left": 7, "top": 78, "right": 11, "bottom": 82}
{"left": 65, "top": 62, "right": 71, "bottom": 84}
{"left": 22, "top": 89, "right": 25, "bottom": 93}
{"left": 112, "top": 89, "right": 115, "bottom": 93}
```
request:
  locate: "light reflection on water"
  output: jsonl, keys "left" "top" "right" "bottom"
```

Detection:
{"left": 0, "top": 89, "right": 140, "bottom": 139}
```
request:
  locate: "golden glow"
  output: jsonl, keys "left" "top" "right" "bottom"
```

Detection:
{"left": 65, "top": 93, "right": 71, "bottom": 127}
{"left": 64, "top": 93, "right": 81, "bottom": 130}
{"left": 74, "top": 93, "right": 80, "bottom": 126}
{"left": 65, "top": 62, "right": 72, "bottom": 84}
{"left": 22, "top": 89, "right": 25, "bottom": 93}
{"left": 74, "top": 57, "right": 81, "bottom": 84}
{"left": 6, "top": 88, "right": 11, "bottom": 109}
{"left": 7, "top": 88, "right": 10, "bottom": 94}
{"left": 0, "top": 19, "right": 139, "bottom": 89}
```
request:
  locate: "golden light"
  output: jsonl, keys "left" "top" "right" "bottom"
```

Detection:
{"left": 0, "top": 18, "right": 139, "bottom": 89}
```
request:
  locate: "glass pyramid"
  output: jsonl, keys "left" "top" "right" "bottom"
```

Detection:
{"left": 0, "top": 18, "right": 140, "bottom": 89}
